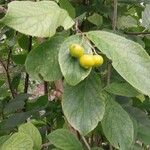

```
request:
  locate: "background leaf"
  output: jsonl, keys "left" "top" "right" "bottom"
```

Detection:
{"left": 142, "top": 4, "right": 150, "bottom": 30}
{"left": 47, "top": 129, "right": 83, "bottom": 150}
{"left": 19, "top": 122, "right": 42, "bottom": 150}
{"left": 1, "top": 1, "right": 74, "bottom": 37}
{"left": 1, "top": 132, "right": 33, "bottom": 150}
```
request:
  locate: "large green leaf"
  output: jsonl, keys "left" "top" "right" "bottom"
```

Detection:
{"left": 19, "top": 122, "right": 42, "bottom": 150}
{"left": 25, "top": 36, "right": 63, "bottom": 81}
{"left": 86, "top": 31, "right": 150, "bottom": 96}
{"left": 47, "top": 129, "right": 83, "bottom": 150}
{"left": 59, "top": 35, "right": 92, "bottom": 86}
{"left": 1, "top": 133, "right": 33, "bottom": 150}
{"left": 142, "top": 4, "right": 150, "bottom": 30}
{"left": 101, "top": 94, "right": 134, "bottom": 150}
{"left": 1, "top": 1, "right": 74, "bottom": 37}
{"left": 62, "top": 73, "right": 105, "bottom": 135}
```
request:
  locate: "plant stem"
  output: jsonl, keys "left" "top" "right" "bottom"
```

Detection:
{"left": 125, "top": 31, "right": 150, "bottom": 35}
{"left": 81, "top": 136, "right": 91, "bottom": 150}
{"left": 107, "top": 0, "right": 118, "bottom": 85}
{"left": 44, "top": 81, "right": 48, "bottom": 95}
{"left": 24, "top": 36, "right": 32, "bottom": 93}
{"left": 0, "top": 48, "right": 15, "bottom": 98}
{"left": 112, "top": 0, "right": 118, "bottom": 31}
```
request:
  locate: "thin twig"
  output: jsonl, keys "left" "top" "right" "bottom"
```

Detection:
{"left": 125, "top": 31, "right": 150, "bottom": 35}
{"left": 44, "top": 81, "right": 48, "bottom": 95}
{"left": 74, "top": 21, "right": 98, "bottom": 54}
{"left": 81, "top": 136, "right": 91, "bottom": 150}
{"left": 0, "top": 49, "right": 15, "bottom": 98}
{"left": 107, "top": 0, "right": 118, "bottom": 85}
{"left": 112, "top": 0, "right": 118, "bottom": 31}
{"left": 0, "top": 6, "right": 6, "bottom": 14}
{"left": 41, "top": 142, "right": 51, "bottom": 148}
{"left": 24, "top": 36, "right": 32, "bottom": 93}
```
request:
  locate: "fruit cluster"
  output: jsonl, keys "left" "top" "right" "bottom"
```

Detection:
{"left": 69, "top": 44, "right": 104, "bottom": 69}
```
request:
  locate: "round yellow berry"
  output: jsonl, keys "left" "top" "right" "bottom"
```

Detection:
{"left": 79, "top": 54, "right": 95, "bottom": 69}
{"left": 93, "top": 55, "right": 104, "bottom": 67}
{"left": 69, "top": 44, "right": 84, "bottom": 58}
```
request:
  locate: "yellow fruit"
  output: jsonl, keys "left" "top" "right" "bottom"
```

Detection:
{"left": 93, "top": 55, "right": 104, "bottom": 67}
{"left": 79, "top": 54, "right": 95, "bottom": 69}
{"left": 69, "top": 44, "right": 84, "bottom": 58}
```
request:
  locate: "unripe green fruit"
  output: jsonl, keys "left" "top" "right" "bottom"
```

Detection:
{"left": 69, "top": 44, "right": 84, "bottom": 58}
{"left": 93, "top": 55, "right": 104, "bottom": 67}
{"left": 79, "top": 54, "right": 95, "bottom": 69}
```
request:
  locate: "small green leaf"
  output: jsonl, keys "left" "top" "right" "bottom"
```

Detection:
{"left": 0, "top": 135, "right": 11, "bottom": 148}
{"left": 1, "top": 112, "right": 31, "bottom": 130}
{"left": 59, "top": 35, "right": 92, "bottom": 86}
{"left": 117, "top": 16, "right": 137, "bottom": 29}
{"left": 87, "top": 13, "right": 103, "bottom": 27}
{"left": 19, "top": 122, "right": 42, "bottom": 150}
{"left": 1, "top": 1, "right": 74, "bottom": 37}
{"left": 1, "top": 133, "right": 33, "bottom": 150}
{"left": 12, "top": 54, "right": 27, "bottom": 65}
{"left": 86, "top": 31, "right": 150, "bottom": 96}
{"left": 101, "top": 94, "right": 134, "bottom": 149}
{"left": 62, "top": 73, "right": 105, "bottom": 135}
{"left": 59, "top": 0, "right": 75, "bottom": 18}
{"left": 137, "top": 125, "right": 150, "bottom": 145}
{"left": 142, "top": 4, "right": 150, "bottom": 29}
{"left": 47, "top": 129, "right": 83, "bottom": 150}
{"left": 105, "top": 82, "right": 140, "bottom": 97}
{"left": 3, "top": 94, "right": 30, "bottom": 114}
{"left": 25, "top": 36, "right": 63, "bottom": 81}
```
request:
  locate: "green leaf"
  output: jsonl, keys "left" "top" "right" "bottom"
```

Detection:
{"left": 105, "top": 82, "right": 140, "bottom": 97}
{"left": 62, "top": 73, "right": 105, "bottom": 135}
{"left": 0, "top": 135, "right": 11, "bottom": 148}
{"left": 47, "top": 129, "right": 83, "bottom": 150}
{"left": 86, "top": 31, "right": 150, "bottom": 96}
{"left": 59, "top": 0, "right": 75, "bottom": 18}
{"left": 87, "top": 13, "right": 103, "bottom": 27}
{"left": 101, "top": 94, "right": 134, "bottom": 150}
{"left": 118, "top": 0, "right": 150, "bottom": 3}
{"left": 0, "top": 112, "right": 31, "bottom": 130}
{"left": 12, "top": 54, "right": 27, "bottom": 65}
{"left": 142, "top": 4, "right": 150, "bottom": 30}
{"left": 17, "top": 34, "right": 30, "bottom": 50}
{"left": 26, "top": 95, "right": 48, "bottom": 111}
{"left": 3, "top": 94, "right": 30, "bottom": 114}
{"left": 25, "top": 36, "right": 63, "bottom": 81}
{"left": 11, "top": 73, "right": 21, "bottom": 90}
{"left": 59, "top": 35, "right": 92, "bottom": 86}
{"left": 19, "top": 122, "right": 42, "bottom": 150}
{"left": 124, "top": 106, "right": 150, "bottom": 126}
{"left": 1, "top": 133, "right": 33, "bottom": 150}
{"left": 1, "top": 1, "right": 74, "bottom": 37}
{"left": 137, "top": 125, "right": 150, "bottom": 145}
{"left": 91, "top": 147, "right": 104, "bottom": 150}
{"left": 117, "top": 16, "right": 137, "bottom": 29}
